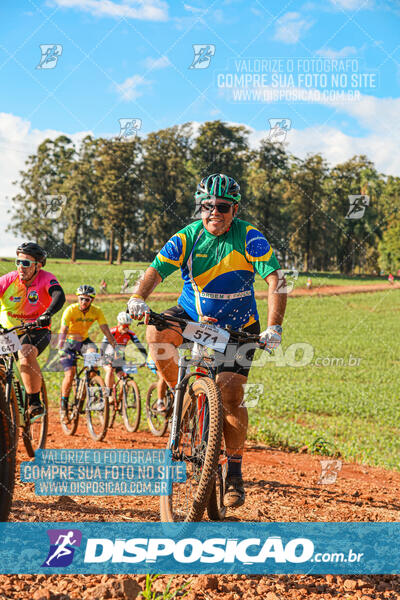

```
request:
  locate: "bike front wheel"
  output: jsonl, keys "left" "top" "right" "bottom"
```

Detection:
{"left": 160, "top": 376, "right": 223, "bottom": 523}
{"left": 207, "top": 454, "right": 228, "bottom": 521}
{"left": 0, "top": 382, "right": 15, "bottom": 521}
{"left": 121, "top": 379, "right": 141, "bottom": 433}
{"left": 86, "top": 375, "right": 109, "bottom": 441}
{"left": 23, "top": 379, "right": 48, "bottom": 457}
{"left": 145, "top": 382, "right": 170, "bottom": 437}
{"left": 61, "top": 378, "right": 85, "bottom": 436}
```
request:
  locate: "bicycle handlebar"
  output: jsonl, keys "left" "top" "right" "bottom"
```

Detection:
{"left": 144, "top": 309, "right": 269, "bottom": 350}
{"left": 0, "top": 322, "right": 39, "bottom": 335}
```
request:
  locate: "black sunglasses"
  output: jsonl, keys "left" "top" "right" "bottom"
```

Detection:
{"left": 200, "top": 202, "right": 233, "bottom": 214}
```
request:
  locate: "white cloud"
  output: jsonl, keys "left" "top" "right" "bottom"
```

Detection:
{"left": 115, "top": 74, "right": 151, "bottom": 101}
{"left": 183, "top": 3, "right": 204, "bottom": 13}
{"left": 274, "top": 12, "right": 313, "bottom": 44}
{"left": 243, "top": 93, "right": 400, "bottom": 174}
{"left": 50, "top": 0, "right": 168, "bottom": 21}
{"left": 143, "top": 55, "right": 171, "bottom": 70}
{"left": 0, "top": 113, "right": 91, "bottom": 257}
{"left": 329, "top": 0, "right": 373, "bottom": 9}
{"left": 245, "top": 123, "right": 400, "bottom": 175}
{"left": 316, "top": 46, "right": 358, "bottom": 58}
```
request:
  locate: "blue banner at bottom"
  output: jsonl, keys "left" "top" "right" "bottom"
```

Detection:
{"left": 0, "top": 522, "right": 398, "bottom": 575}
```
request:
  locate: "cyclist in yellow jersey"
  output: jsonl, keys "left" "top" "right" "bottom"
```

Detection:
{"left": 57, "top": 285, "right": 116, "bottom": 418}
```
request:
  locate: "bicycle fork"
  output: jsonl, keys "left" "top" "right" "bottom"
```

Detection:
{"left": 169, "top": 356, "right": 188, "bottom": 454}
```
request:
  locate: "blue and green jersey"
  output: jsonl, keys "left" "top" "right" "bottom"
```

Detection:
{"left": 151, "top": 218, "right": 280, "bottom": 329}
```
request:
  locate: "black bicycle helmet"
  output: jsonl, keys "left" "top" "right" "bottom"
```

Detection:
{"left": 16, "top": 242, "right": 47, "bottom": 266}
{"left": 76, "top": 285, "right": 96, "bottom": 298}
{"left": 194, "top": 173, "right": 241, "bottom": 204}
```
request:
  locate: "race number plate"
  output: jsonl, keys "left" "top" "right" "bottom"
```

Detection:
{"left": 122, "top": 363, "right": 138, "bottom": 374}
{"left": 182, "top": 321, "right": 230, "bottom": 353}
{"left": 83, "top": 352, "right": 101, "bottom": 367}
{"left": 0, "top": 332, "right": 22, "bottom": 354}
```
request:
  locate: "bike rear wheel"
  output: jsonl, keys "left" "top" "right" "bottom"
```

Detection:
{"left": 60, "top": 378, "right": 84, "bottom": 436}
{"left": 0, "top": 382, "right": 15, "bottom": 521}
{"left": 86, "top": 374, "right": 109, "bottom": 441}
{"left": 160, "top": 376, "right": 222, "bottom": 522}
{"left": 121, "top": 379, "right": 141, "bottom": 433}
{"left": 145, "top": 382, "right": 169, "bottom": 437}
{"left": 23, "top": 379, "right": 48, "bottom": 457}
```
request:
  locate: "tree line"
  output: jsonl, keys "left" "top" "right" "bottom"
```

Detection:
{"left": 8, "top": 120, "right": 400, "bottom": 274}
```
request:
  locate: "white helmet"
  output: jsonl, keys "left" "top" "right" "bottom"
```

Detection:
{"left": 117, "top": 312, "right": 132, "bottom": 325}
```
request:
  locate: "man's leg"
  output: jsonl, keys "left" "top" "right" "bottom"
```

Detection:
{"left": 104, "top": 365, "right": 114, "bottom": 398}
{"left": 146, "top": 326, "right": 182, "bottom": 390}
{"left": 156, "top": 375, "right": 168, "bottom": 410}
{"left": 18, "top": 344, "right": 43, "bottom": 417}
{"left": 60, "top": 366, "right": 76, "bottom": 419}
{"left": 217, "top": 371, "right": 247, "bottom": 508}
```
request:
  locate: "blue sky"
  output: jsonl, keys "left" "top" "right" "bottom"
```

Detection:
{"left": 0, "top": 0, "right": 399, "bottom": 254}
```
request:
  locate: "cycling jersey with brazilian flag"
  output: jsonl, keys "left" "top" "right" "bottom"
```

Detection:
{"left": 60, "top": 303, "right": 107, "bottom": 340}
{"left": 151, "top": 218, "right": 281, "bottom": 329}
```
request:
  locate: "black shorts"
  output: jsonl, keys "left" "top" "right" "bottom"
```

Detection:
{"left": 18, "top": 328, "right": 51, "bottom": 356}
{"left": 60, "top": 337, "right": 97, "bottom": 370}
{"left": 162, "top": 305, "right": 261, "bottom": 378}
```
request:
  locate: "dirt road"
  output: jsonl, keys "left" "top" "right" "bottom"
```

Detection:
{"left": 4, "top": 408, "right": 400, "bottom": 599}
{"left": 65, "top": 281, "right": 400, "bottom": 303}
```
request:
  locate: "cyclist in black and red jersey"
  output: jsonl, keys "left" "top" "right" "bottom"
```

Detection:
{"left": 100, "top": 312, "right": 148, "bottom": 398}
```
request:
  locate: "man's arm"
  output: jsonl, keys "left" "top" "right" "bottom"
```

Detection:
{"left": 130, "top": 267, "right": 162, "bottom": 301}
{"left": 264, "top": 269, "right": 287, "bottom": 325}
{"left": 128, "top": 267, "right": 162, "bottom": 320}
{"left": 130, "top": 334, "right": 148, "bottom": 360}
{"left": 57, "top": 324, "right": 69, "bottom": 349}
{"left": 46, "top": 285, "right": 66, "bottom": 316}
{"left": 99, "top": 324, "right": 117, "bottom": 348}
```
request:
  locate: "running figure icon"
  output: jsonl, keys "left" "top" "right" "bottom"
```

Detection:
{"left": 45, "top": 531, "right": 77, "bottom": 566}
{"left": 42, "top": 529, "right": 82, "bottom": 567}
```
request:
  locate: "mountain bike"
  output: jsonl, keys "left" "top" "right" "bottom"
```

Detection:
{"left": 0, "top": 323, "right": 48, "bottom": 458}
{"left": 144, "top": 310, "right": 267, "bottom": 523}
{"left": 0, "top": 381, "right": 15, "bottom": 521}
{"left": 145, "top": 380, "right": 174, "bottom": 437}
{"left": 108, "top": 363, "right": 142, "bottom": 433}
{"left": 60, "top": 352, "right": 108, "bottom": 442}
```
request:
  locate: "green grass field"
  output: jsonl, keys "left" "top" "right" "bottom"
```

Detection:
{"left": 30, "top": 256, "right": 399, "bottom": 470}
{"left": 0, "top": 258, "right": 389, "bottom": 296}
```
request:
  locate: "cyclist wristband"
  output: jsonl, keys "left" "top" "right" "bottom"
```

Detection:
{"left": 269, "top": 324, "right": 283, "bottom": 334}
